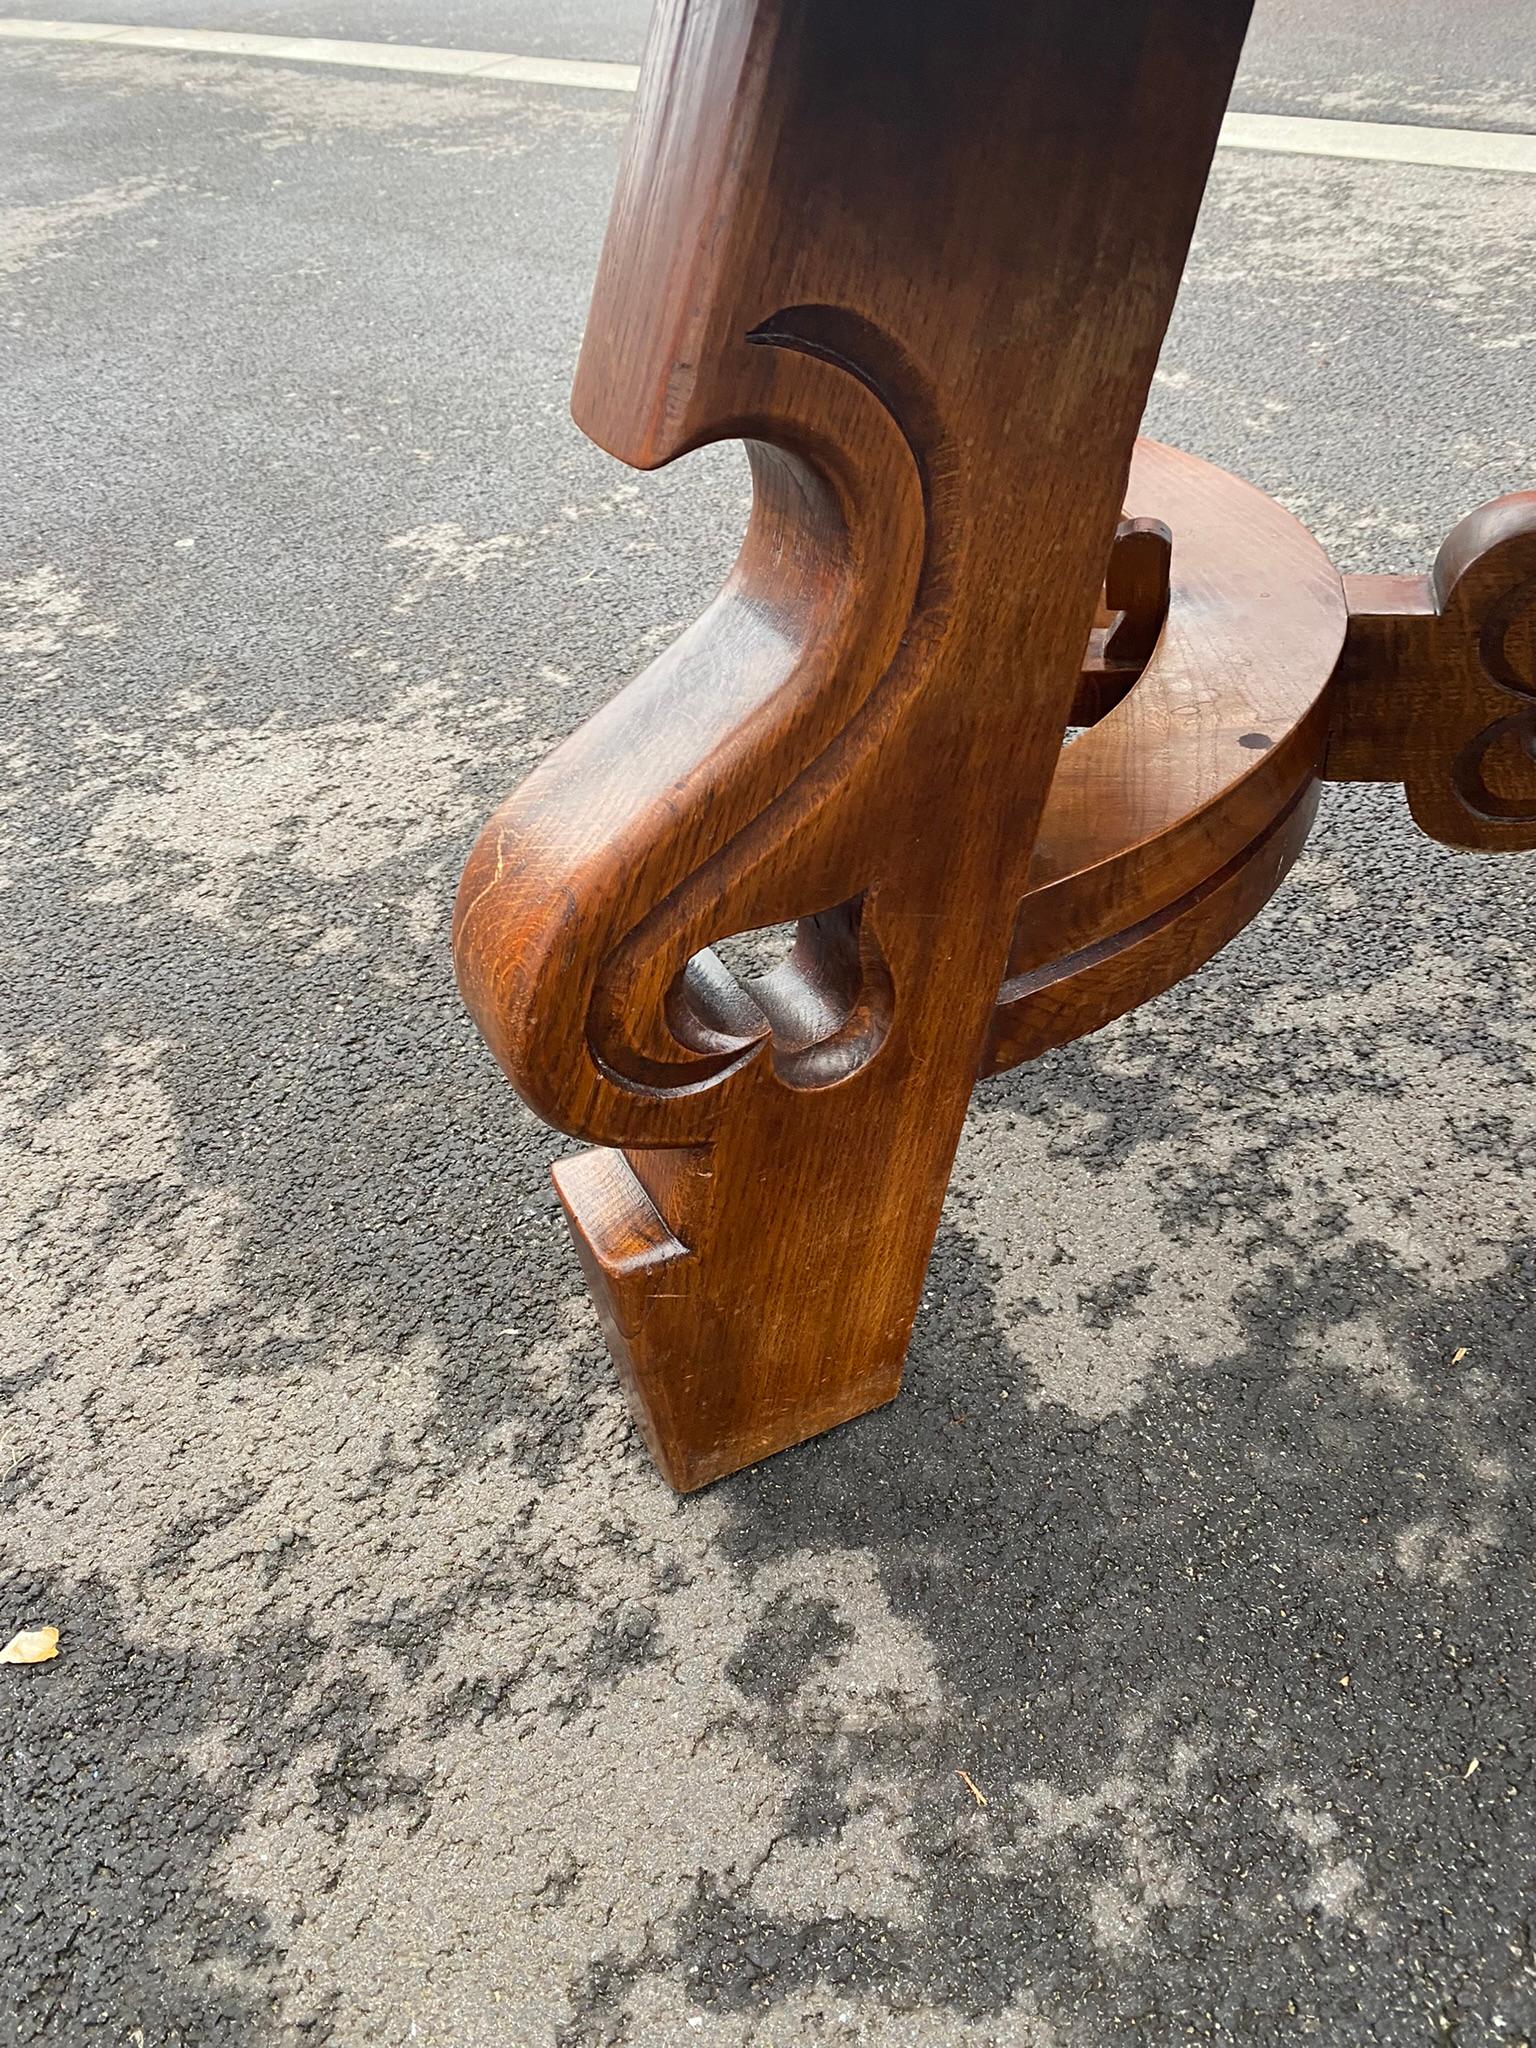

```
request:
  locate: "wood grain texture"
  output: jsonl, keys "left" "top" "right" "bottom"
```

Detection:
{"left": 1324, "top": 494, "right": 1536, "bottom": 849}
{"left": 985, "top": 439, "right": 1345, "bottom": 1075}
{"left": 454, "top": 0, "right": 1258, "bottom": 1488}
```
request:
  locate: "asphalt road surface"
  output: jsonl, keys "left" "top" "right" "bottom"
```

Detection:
{"left": 3, "top": 7, "right": 1535, "bottom": 2046}
{"left": 11, "top": 0, "right": 1536, "bottom": 128}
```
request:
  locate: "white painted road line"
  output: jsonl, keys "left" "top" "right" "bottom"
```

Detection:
{"left": 2, "top": 16, "right": 1535, "bottom": 177}
{"left": 0, "top": 17, "right": 642, "bottom": 90}
{"left": 1218, "top": 109, "right": 1536, "bottom": 178}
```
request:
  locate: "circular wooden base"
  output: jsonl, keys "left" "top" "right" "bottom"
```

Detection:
{"left": 982, "top": 438, "right": 1349, "bottom": 1076}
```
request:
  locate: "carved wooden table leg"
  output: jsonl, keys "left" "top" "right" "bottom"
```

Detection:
{"left": 454, "top": 0, "right": 1536, "bottom": 1491}
{"left": 455, "top": 0, "right": 1254, "bottom": 1489}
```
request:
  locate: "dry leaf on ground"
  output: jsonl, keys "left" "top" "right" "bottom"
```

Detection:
{"left": 1, "top": 1626, "right": 60, "bottom": 1665}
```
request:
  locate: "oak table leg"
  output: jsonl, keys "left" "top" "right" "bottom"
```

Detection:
{"left": 454, "top": 0, "right": 1536, "bottom": 1491}
{"left": 455, "top": 0, "right": 1255, "bottom": 1490}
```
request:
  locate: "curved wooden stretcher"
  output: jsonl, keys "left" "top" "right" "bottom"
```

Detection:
{"left": 454, "top": 0, "right": 1536, "bottom": 1489}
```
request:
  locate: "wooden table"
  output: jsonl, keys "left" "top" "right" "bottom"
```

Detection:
{"left": 453, "top": 0, "right": 1536, "bottom": 1490}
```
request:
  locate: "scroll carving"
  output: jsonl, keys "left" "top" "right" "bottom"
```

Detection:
{"left": 1325, "top": 493, "right": 1536, "bottom": 850}
{"left": 570, "top": 307, "right": 943, "bottom": 1114}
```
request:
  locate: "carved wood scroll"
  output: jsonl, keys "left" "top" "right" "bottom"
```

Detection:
{"left": 1325, "top": 495, "right": 1536, "bottom": 849}
{"left": 453, "top": 0, "right": 1533, "bottom": 1491}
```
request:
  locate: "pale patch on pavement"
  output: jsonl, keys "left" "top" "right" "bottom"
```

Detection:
{"left": 957, "top": 905, "right": 1536, "bottom": 1423}
{"left": 81, "top": 682, "right": 509, "bottom": 921}
{"left": 0, "top": 171, "right": 162, "bottom": 284}
{"left": 386, "top": 489, "right": 646, "bottom": 612}
{"left": 1193, "top": 149, "right": 1536, "bottom": 353}
{"left": 1267, "top": 1785, "right": 1373, "bottom": 1924}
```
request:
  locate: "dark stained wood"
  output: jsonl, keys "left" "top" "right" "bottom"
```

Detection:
{"left": 1070, "top": 515, "right": 1173, "bottom": 728}
{"left": 454, "top": 0, "right": 1257, "bottom": 1489}
{"left": 453, "top": 0, "right": 1535, "bottom": 1492}
{"left": 1324, "top": 494, "right": 1536, "bottom": 849}
{"left": 986, "top": 439, "right": 1345, "bottom": 1075}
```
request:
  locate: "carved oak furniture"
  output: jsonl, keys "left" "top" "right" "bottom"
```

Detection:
{"left": 454, "top": 0, "right": 1536, "bottom": 1490}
